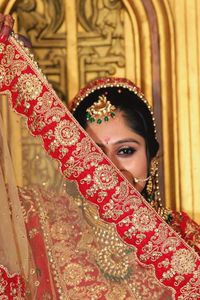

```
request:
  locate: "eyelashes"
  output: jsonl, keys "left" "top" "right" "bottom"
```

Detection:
{"left": 117, "top": 147, "right": 136, "bottom": 156}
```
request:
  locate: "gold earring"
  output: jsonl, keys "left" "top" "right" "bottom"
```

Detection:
{"left": 145, "top": 158, "right": 161, "bottom": 209}
{"left": 146, "top": 159, "right": 157, "bottom": 195}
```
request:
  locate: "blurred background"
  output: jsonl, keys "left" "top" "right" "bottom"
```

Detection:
{"left": 0, "top": 0, "right": 200, "bottom": 223}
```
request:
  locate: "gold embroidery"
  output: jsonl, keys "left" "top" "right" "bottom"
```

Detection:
{"left": 18, "top": 186, "right": 172, "bottom": 299}
{"left": 54, "top": 120, "right": 80, "bottom": 146}
{"left": 132, "top": 207, "right": 157, "bottom": 232}
{"left": 0, "top": 66, "right": 5, "bottom": 84}
{"left": 34, "top": 91, "right": 54, "bottom": 114}
{"left": 171, "top": 249, "right": 196, "bottom": 275}
{"left": 82, "top": 199, "right": 134, "bottom": 281}
{"left": 93, "top": 165, "right": 118, "bottom": 191}
{"left": 84, "top": 164, "right": 118, "bottom": 200}
{"left": 0, "top": 44, "right": 27, "bottom": 89}
{"left": 13, "top": 73, "right": 42, "bottom": 108}
{"left": 0, "top": 271, "right": 7, "bottom": 294}
{"left": 106, "top": 286, "right": 129, "bottom": 300}
{"left": 95, "top": 239, "right": 133, "bottom": 281}
{"left": 28, "top": 228, "right": 39, "bottom": 239}
{"left": 64, "top": 137, "right": 103, "bottom": 178}
{"left": 179, "top": 265, "right": 200, "bottom": 299}
{"left": 0, "top": 43, "right": 4, "bottom": 53}
{"left": 119, "top": 207, "right": 157, "bottom": 240}
{"left": 50, "top": 220, "right": 71, "bottom": 240}
{"left": 67, "top": 284, "right": 107, "bottom": 299}
{"left": 44, "top": 107, "right": 65, "bottom": 124}
{"left": 185, "top": 219, "right": 200, "bottom": 250}
{"left": 63, "top": 263, "right": 92, "bottom": 286}
{"left": 102, "top": 182, "right": 139, "bottom": 220}
{"left": 27, "top": 92, "right": 65, "bottom": 133}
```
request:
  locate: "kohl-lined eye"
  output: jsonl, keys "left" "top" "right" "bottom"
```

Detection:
{"left": 117, "top": 147, "right": 135, "bottom": 156}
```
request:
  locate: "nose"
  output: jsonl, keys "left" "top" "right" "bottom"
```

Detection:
{"left": 106, "top": 154, "right": 133, "bottom": 183}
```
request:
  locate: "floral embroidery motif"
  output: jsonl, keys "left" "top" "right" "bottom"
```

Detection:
{"left": 119, "top": 207, "right": 157, "bottom": 237}
{"left": 54, "top": 120, "right": 80, "bottom": 146}
{"left": 171, "top": 249, "right": 196, "bottom": 275}
{"left": 132, "top": 207, "right": 157, "bottom": 232}
{"left": 93, "top": 165, "right": 118, "bottom": 191}
{"left": 63, "top": 263, "right": 87, "bottom": 286}
{"left": 84, "top": 164, "right": 118, "bottom": 200}
{"left": 64, "top": 137, "right": 103, "bottom": 178}
{"left": 13, "top": 73, "right": 42, "bottom": 108}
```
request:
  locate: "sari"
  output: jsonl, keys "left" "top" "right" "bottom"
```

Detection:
{"left": 0, "top": 32, "right": 200, "bottom": 299}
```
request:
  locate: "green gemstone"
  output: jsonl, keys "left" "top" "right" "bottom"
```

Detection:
{"left": 90, "top": 118, "right": 95, "bottom": 123}
{"left": 111, "top": 112, "right": 115, "bottom": 118}
{"left": 147, "top": 195, "right": 153, "bottom": 203}
{"left": 97, "top": 119, "right": 102, "bottom": 124}
{"left": 104, "top": 116, "right": 109, "bottom": 121}
{"left": 166, "top": 214, "right": 173, "bottom": 223}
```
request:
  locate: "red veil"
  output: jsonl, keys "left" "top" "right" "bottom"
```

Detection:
{"left": 0, "top": 33, "right": 200, "bottom": 299}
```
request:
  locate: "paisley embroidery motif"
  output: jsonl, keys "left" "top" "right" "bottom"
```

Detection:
{"left": 64, "top": 137, "right": 103, "bottom": 178}
{"left": 102, "top": 182, "right": 140, "bottom": 220}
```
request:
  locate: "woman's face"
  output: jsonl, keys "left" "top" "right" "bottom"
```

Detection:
{"left": 86, "top": 110, "right": 148, "bottom": 192}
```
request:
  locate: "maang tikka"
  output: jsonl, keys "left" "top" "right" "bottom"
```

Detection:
{"left": 86, "top": 95, "right": 116, "bottom": 124}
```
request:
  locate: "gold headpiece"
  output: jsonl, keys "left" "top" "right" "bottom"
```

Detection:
{"left": 86, "top": 95, "right": 116, "bottom": 124}
{"left": 70, "top": 77, "right": 157, "bottom": 135}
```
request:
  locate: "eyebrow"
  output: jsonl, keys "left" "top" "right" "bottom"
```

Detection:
{"left": 96, "top": 138, "right": 140, "bottom": 147}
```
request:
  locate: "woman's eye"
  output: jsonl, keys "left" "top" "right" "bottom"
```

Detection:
{"left": 118, "top": 147, "right": 135, "bottom": 156}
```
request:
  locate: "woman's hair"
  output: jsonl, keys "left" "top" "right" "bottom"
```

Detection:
{"left": 72, "top": 85, "right": 159, "bottom": 166}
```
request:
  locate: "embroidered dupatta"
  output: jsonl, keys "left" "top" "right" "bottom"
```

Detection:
{"left": 0, "top": 34, "right": 200, "bottom": 300}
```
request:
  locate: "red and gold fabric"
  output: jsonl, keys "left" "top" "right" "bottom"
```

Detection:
{"left": 0, "top": 33, "right": 200, "bottom": 299}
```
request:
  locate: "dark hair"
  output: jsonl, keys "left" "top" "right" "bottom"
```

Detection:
{"left": 73, "top": 86, "right": 159, "bottom": 166}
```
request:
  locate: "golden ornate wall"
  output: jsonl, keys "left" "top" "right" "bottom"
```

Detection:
{"left": 0, "top": 0, "right": 200, "bottom": 223}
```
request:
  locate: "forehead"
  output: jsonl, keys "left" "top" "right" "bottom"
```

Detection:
{"left": 86, "top": 110, "right": 145, "bottom": 144}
